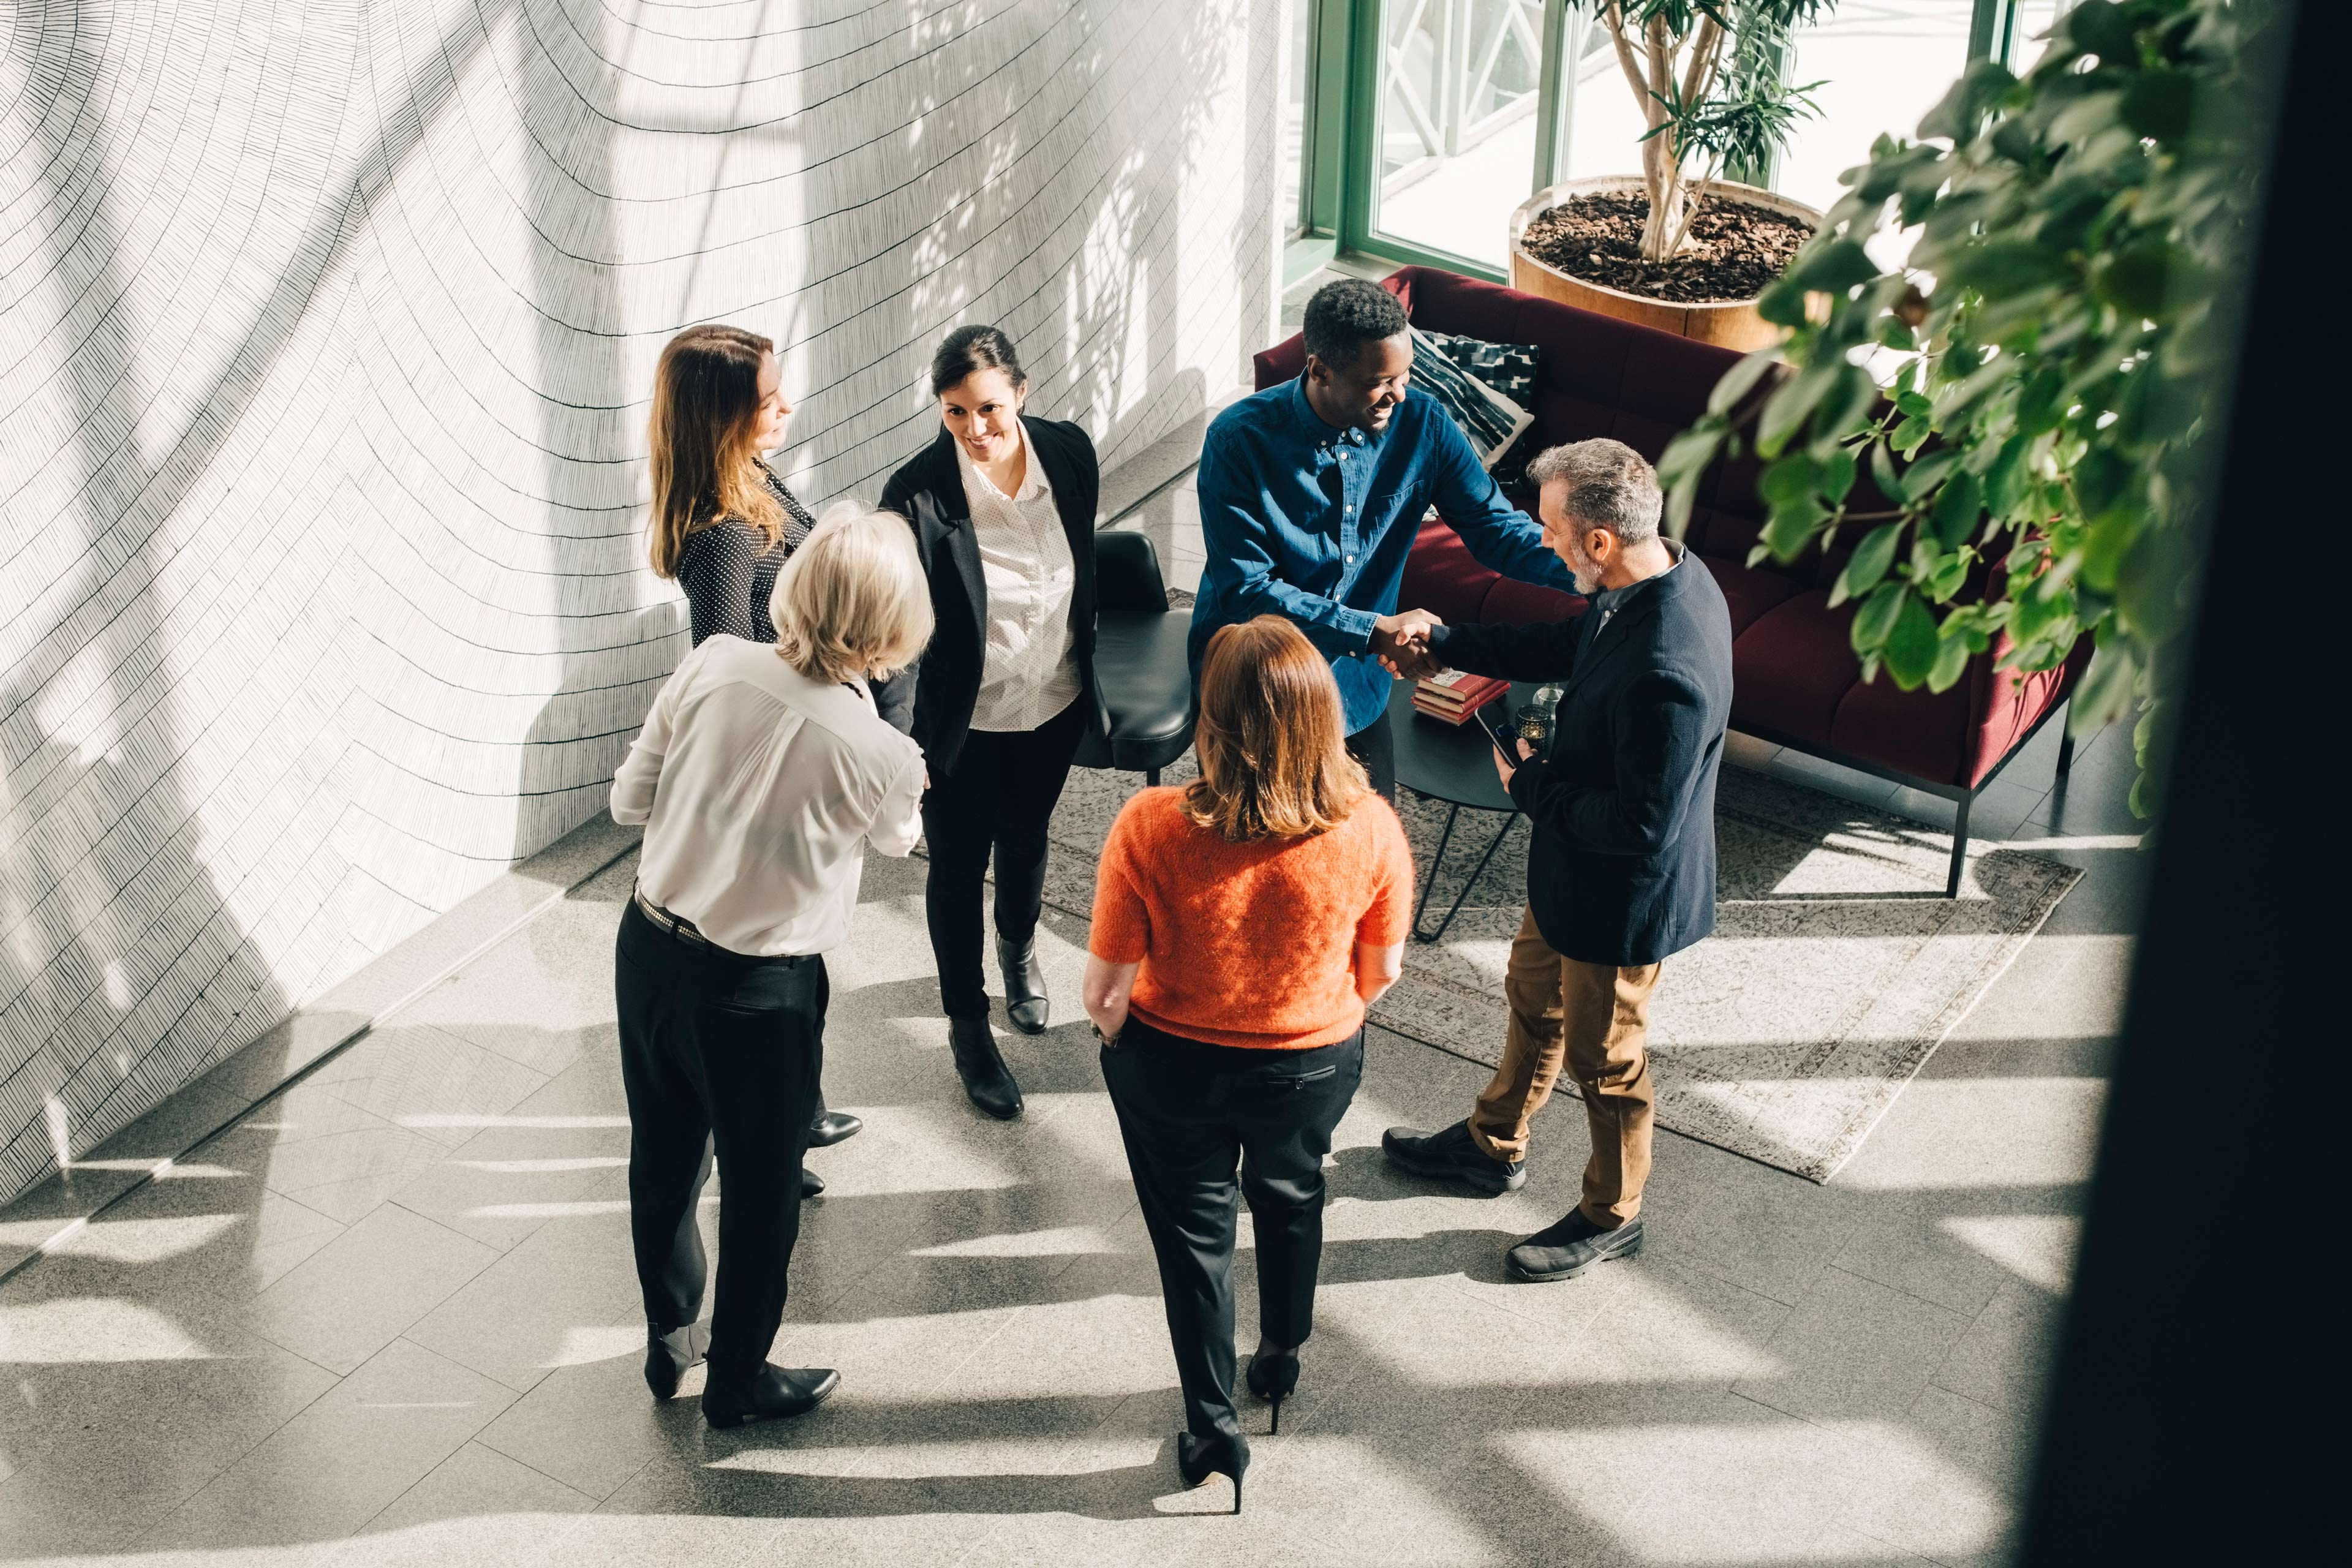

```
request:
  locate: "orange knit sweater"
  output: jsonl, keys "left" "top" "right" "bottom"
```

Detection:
{"left": 1088, "top": 786, "right": 1414, "bottom": 1049}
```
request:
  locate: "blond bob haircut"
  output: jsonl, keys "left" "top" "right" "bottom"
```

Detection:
{"left": 1186, "top": 616, "right": 1370, "bottom": 843}
{"left": 769, "top": 501, "right": 934, "bottom": 685}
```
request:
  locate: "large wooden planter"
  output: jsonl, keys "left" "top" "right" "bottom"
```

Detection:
{"left": 1508, "top": 175, "right": 1823, "bottom": 353}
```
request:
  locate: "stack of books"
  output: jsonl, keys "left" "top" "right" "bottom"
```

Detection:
{"left": 1411, "top": 669, "right": 1508, "bottom": 725}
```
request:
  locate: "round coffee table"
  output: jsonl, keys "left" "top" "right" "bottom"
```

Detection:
{"left": 1386, "top": 677, "right": 1540, "bottom": 942}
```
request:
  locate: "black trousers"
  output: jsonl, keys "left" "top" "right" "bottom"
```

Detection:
{"left": 1101, "top": 1018, "right": 1365, "bottom": 1439}
{"left": 921, "top": 698, "right": 1087, "bottom": 1020}
{"left": 614, "top": 900, "right": 825, "bottom": 1371}
{"left": 1348, "top": 706, "right": 1396, "bottom": 804}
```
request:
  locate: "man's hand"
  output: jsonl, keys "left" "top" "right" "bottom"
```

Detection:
{"left": 1371, "top": 609, "right": 1444, "bottom": 682}
{"left": 1491, "top": 737, "right": 1534, "bottom": 789}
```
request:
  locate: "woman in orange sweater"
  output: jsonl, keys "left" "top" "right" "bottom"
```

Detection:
{"left": 1084, "top": 615, "right": 1413, "bottom": 1512}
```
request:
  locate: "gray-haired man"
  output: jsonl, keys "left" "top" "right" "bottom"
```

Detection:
{"left": 1381, "top": 439, "right": 1734, "bottom": 1282}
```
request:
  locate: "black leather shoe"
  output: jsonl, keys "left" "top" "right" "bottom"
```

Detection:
{"left": 644, "top": 1320, "right": 709, "bottom": 1400}
{"left": 949, "top": 1017, "right": 1023, "bottom": 1120}
{"left": 801, "top": 1167, "right": 825, "bottom": 1200}
{"left": 701, "top": 1362, "right": 841, "bottom": 1429}
{"left": 1381, "top": 1120, "right": 1526, "bottom": 1194}
{"left": 807, "top": 1110, "right": 862, "bottom": 1147}
{"left": 1505, "top": 1210, "right": 1644, "bottom": 1283}
{"left": 997, "top": 937, "right": 1049, "bottom": 1034}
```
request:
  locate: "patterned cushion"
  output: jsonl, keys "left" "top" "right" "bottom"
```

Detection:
{"left": 1419, "top": 328, "right": 1540, "bottom": 405}
{"left": 1406, "top": 323, "right": 1534, "bottom": 470}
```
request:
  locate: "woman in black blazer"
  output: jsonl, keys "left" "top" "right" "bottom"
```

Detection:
{"left": 643, "top": 323, "right": 861, "bottom": 1181}
{"left": 875, "top": 326, "right": 1100, "bottom": 1120}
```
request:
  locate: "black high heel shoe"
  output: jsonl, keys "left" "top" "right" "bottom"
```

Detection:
{"left": 1177, "top": 1431, "right": 1251, "bottom": 1514}
{"left": 1245, "top": 1346, "right": 1302, "bottom": 1433}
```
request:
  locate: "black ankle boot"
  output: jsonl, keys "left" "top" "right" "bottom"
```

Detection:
{"left": 643, "top": 1320, "right": 709, "bottom": 1400}
{"left": 1245, "top": 1345, "right": 1302, "bottom": 1433}
{"left": 949, "top": 1017, "right": 1023, "bottom": 1120}
{"left": 1177, "top": 1430, "right": 1251, "bottom": 1513}
{"left": 997, "top": 937, "right": 1049, "bottom": 1035}
{"left": 701, "top": 1362, "right": 841, "bottom": 1429}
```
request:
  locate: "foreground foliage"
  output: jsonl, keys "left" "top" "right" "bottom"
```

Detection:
{"left": 1658, "top": 0, "right": 2277, "bottom": 815}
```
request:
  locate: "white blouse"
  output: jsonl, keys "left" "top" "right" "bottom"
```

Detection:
{"left": 958, "top": 426, "right": 1081, "bottom": 733}
{"left": 611, "top": 636, "right": 925, "bottom": 956}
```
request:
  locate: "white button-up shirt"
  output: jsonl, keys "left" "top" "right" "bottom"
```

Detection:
{"left": 612, "top": 636, "right": 924, "bottom": 956}
{"left": 958, "top": 426, "right": 1080, "bottom": 733}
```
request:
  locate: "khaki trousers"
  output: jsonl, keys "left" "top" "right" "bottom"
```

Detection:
{"left": 1468, "top": 905, "right": 1661, "bottom": 1225}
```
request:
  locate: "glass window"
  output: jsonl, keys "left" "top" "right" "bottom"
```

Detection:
{"left": 1370, "top": 0, "right": 1548, "bottom": 270}
{"left": 1553, "top": 15, "right": 1654, "bottom": 186}
{"left": 1284, "top": 0, "right": 1320, "bottom": 239}
{"left": 2009, "top": 0, "right": 2079, "bottom": 71}
{"left": 1776, "top": 1, "right": 1977, "bottom": 215}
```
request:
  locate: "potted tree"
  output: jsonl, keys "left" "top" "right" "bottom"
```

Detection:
{"left": 1510, "top": 1, "right": 1834, "bottom": 350}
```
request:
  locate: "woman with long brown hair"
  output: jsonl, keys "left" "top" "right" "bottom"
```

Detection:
{"left": 648, "top": 323, "right": 819, "bottom": 647}
{"left": 1080, "top": 616, "right": 1414, "bottom": 1512}
{"left": 645, "top": 323, "right": 861, "bottom": 1169}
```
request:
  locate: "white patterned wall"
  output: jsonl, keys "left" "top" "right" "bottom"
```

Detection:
{"left": 0, "top": 0, "right": 1281, "bottom": 1202}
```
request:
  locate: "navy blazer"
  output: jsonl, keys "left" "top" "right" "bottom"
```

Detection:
{"left": 872, "top": 417, "right": 1101, "bottom": 778}
{"left": 1428, "top": 546, "right": 1734, "bottom": 967}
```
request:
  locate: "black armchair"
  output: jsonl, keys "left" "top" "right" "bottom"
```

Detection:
{"left": 1076, "top": 530, "right": 1196, "bottom": 785}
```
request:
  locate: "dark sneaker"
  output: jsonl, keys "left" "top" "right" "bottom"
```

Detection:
{"left": 1505, "top": 1210, "right": 1644, "bottom": 1283}
{"left": 1381, "top": 1120, "right": 1526, "bottom": 1194}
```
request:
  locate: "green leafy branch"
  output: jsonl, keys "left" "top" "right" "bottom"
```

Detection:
{"left": 1656, "top": 0, "right": 2275, "bottom": 818}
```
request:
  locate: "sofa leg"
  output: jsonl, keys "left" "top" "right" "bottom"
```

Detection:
{"left": 1945, "top": 794, "right": 1972, "bottom": 899}
{"left": 1145, "top": 767, "right": 1159, "bottom": 787}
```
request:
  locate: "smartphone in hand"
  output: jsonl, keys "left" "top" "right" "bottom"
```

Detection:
{"left": 1474, "top": 702, "right": 1521, "bottom": 767}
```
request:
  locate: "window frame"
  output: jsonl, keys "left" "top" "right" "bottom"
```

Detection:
{"left": 1281, "top": 0, "right": 2043, "bottom": 288}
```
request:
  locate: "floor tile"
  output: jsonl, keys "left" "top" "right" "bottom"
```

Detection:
{"left": 385, "top": 1046, "right": 633, "bottom": 1253}
{"left": 0, "top": 1329, "right": 337, "bottom": 1555}
{"left": 475, "top": 1342, "right": 708, "bottom": 1501}
{"left": 1734, "top": 1264, "right": 1971, "bottom": 1423}
{"left": 252, "top": 1202, "right": 499, "bottom": 1374}
{"left": 1811, "top": 1384, "right": 2035, "bottom": 1568}
{"left": 1932, "top": 1277, "right": 2066, "bottom": 1419}
{"left": 309, "top": 1021, "right": 552, "bottom": 1148}
{"left": 393, "top": 897, "right": 623, "bottom": 1076}
{"left": 404, "top": 1205, "right": 645, "bottom": 1393}
{"left": 146, "top": 1336, "right": 518, "bottom": 1550}
{"left": 361, "top": 1439, "right": 596, "bottom": 1534}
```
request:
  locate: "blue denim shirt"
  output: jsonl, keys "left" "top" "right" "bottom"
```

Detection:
{"left": 1187, "top": 376, "right": 1576, "bottom": 734}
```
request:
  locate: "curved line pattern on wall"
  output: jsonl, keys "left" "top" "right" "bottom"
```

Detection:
{"left": 0, "top": 0, "right": 1280, "bottom": 1201}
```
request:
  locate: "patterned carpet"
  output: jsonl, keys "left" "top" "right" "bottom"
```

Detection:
{"left": 1042, "top": 756, "right": 2079, "bottom": 1182}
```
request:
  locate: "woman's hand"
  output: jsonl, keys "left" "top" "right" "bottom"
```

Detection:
{"left": 1354, "top": 940, "right": 1406, "bottom": 1007}
{"left": 1081, "top": 953, "right": 1139, "bottom": 1041}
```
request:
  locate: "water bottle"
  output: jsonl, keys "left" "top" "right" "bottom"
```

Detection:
{"left": 1518, "top": 684, "right": 1563, "bottom": 751}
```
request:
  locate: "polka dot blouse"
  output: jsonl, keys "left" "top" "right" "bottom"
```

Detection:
{"left": 675, "top": 466, "right": 818, "bottom": 647}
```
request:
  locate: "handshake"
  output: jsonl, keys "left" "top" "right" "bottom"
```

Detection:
{"left": 1370, "top": 609, "right": 1447, "bottom": 683}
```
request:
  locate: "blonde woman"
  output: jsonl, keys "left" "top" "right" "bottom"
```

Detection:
{"left": 612, "top": 502, "right": 931, "bottom": 1430}
{"left": 1083, "top": 616, "right": 1414, "bottom": 1511}
{"left": 646, "top": 323, "right": 863, "bottom": 1159}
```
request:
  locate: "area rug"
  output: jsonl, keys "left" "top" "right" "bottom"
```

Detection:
{"left": 1037, "top": 758, "right": 2079, "bottom": 1183}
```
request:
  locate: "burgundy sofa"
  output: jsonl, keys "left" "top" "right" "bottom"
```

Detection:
{"left": 1254, "top": 267, "right": 2087, "bottom": 896}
